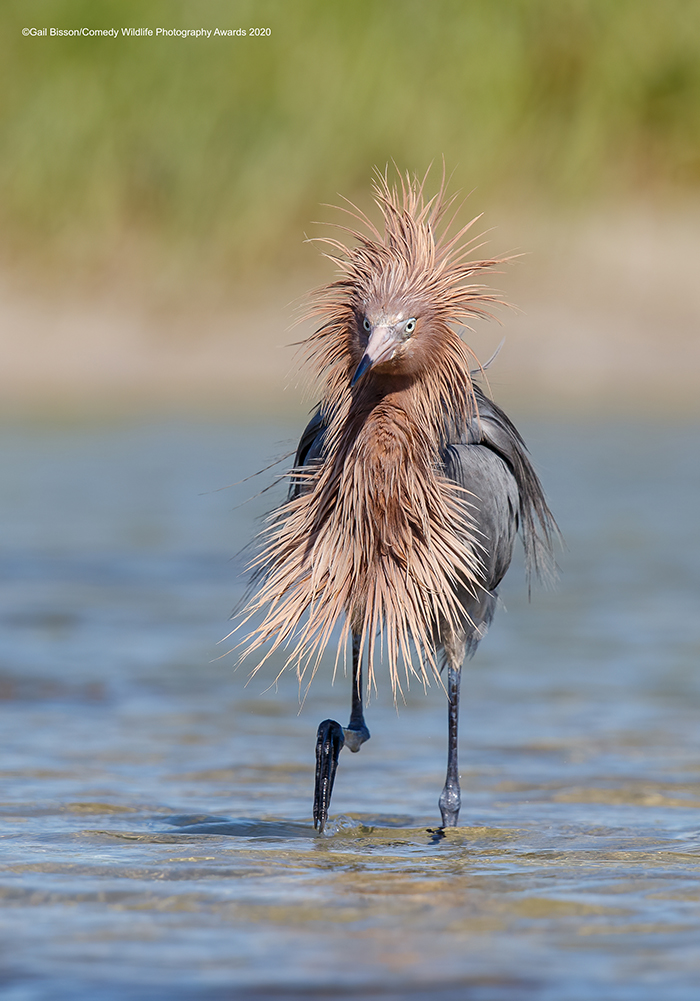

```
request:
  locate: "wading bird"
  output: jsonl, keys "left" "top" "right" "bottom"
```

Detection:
{"left": 240, "top": 169, "right": 557, "bottom": 832}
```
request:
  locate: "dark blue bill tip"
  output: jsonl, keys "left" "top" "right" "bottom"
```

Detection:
{"left": 351, "top": 353, "right": 372, "bottom": 387}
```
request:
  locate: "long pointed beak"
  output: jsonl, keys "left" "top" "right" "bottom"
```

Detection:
{"left": 351, "top": 324, "right": 398, "bottom": 386}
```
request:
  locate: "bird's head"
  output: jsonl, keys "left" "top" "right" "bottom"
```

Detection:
{"left": 302, "top": 165, "right": 509, "bottom": 401}
{"left": 351, "top": 310, "right": 420, "bottom": 385}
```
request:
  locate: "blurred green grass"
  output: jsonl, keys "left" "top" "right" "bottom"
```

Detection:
{"left": 1, "top": 0, "right": 700, "bottom": 291}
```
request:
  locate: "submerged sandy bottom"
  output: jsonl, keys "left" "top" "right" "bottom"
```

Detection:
{"left": 0, "top": 417, "right": 699, "bottom": 1000}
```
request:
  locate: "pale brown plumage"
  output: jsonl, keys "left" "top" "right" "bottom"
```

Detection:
{"left": 239, "top": 168, "right": 519, "bottom": 695}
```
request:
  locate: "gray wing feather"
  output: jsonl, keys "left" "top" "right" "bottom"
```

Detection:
{"left": 441, "top": 442, "right": 520, "bottom": 592}
{"left": 466, "top": 385, "right": 559, "bottom": 587}
{"left": 439, "top": 385, "right": 558, "bottom": 656}
{"left": 289, "top": 408, "right": 325, "bottom": 500}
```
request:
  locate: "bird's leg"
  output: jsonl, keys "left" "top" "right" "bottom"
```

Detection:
{"left": 313, "top": 633, "right": 370, "bottom": 832}
{"left": 438, "top": 664, "right": 462, "bottom": 827}
{"left": 343, "top": 632, "right": 371, "bottom": 752}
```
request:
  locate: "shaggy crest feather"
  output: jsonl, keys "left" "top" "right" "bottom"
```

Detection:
{"left": 238, "top": 167, "right": 512, "bottom": 695}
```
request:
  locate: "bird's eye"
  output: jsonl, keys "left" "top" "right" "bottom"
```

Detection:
{"left": 363, "top": 318, "right": 371, "bottom": 332}
{"left": 404, "top": 318, "right": 417, "bottom": 335}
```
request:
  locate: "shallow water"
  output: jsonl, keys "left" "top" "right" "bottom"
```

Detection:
{"left": 1, "top": 416, "right": 699, "bottom": 1000}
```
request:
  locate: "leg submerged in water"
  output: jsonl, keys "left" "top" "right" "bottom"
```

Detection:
{"left": 313, "top": 633, "right": 370, "bottom": 831}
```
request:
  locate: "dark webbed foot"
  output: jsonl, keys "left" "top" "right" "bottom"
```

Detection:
{"left": 313, "top": 719, "right": 345, "bottom": 832}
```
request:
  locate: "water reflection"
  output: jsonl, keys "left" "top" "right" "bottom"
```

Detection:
{"left": 1, "top": 418, "right": 699, "bottom": 1000}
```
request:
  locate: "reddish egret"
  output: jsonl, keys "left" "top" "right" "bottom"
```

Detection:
{"left": 241, "top": 169, "right": 557, "bottom": 832}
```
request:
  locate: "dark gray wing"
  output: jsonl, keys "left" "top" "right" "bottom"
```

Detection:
{"left": 441, "top": 441, "right": 520, "bottom": 593}
{"left": 440, "top": 438, "right": 520, "bottom": 655}
{"left": 440, "top": 385, "right": 558, "bottom": 654}
{"left": 464, "top": 385, "right": 559, "bottom": 586}
{"left": 289, "top": 407, "right": 326, "bottom": 500}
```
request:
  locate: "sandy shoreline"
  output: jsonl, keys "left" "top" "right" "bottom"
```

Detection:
{"left": 2, "top": 206, "right": 698, "bottom": 420}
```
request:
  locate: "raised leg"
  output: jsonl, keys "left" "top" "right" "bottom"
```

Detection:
{"left": 343, "top": 632, "right": 371, "bottom": 752}
{"left": 438, "top": 664, "right": 462, "bottom": 827}
{"left": 313, "top": 632, "right": 370, "bottom": 831}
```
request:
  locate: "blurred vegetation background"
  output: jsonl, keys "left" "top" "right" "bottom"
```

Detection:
{"left": 1, "top": 0, "right": 699, "bottom": 414}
